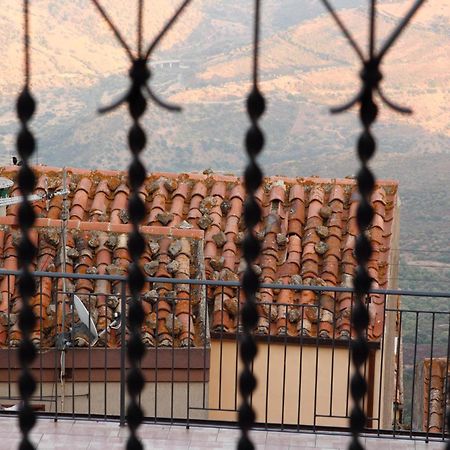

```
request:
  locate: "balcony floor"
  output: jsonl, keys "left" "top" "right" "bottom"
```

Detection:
{"left": 0, "top": 417, "right": 446, "bottom": 450}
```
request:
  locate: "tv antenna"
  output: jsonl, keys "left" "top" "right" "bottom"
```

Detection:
{"left": 57, "top": 294, "right": 121, "bottom": 411}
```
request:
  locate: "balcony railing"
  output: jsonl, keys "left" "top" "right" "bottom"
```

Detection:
{"left": 0, "top": 269, "right": 449, "bottom": 443}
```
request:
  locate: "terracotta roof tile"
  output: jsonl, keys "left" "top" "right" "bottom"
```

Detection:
{"left": 0, "top": 165, "right": 399, "bottom": 344}
{"left": 421, "top": 358, "right": 449, "bottom": 433}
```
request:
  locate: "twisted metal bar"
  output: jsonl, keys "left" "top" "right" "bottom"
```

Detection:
{"left": 238, "top": 1, "right": 265, "bottom": 449}
{"left": 318, "top": 1, "right": 427, "bottom": 448}
{"left": 17, "top": 1, "right": 38, "bottom": 449}
{"left": 124, "top": 58, "right": 149, "bottom": 450}
{"left": 91, "top": 2, "right": 191, "bottom": 448}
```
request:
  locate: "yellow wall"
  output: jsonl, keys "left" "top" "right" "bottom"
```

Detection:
{"left": 209, "top": 340, "right": 382, "bottom": 428}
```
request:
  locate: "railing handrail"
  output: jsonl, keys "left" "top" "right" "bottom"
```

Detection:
{"left": 1, "top": 268, "right": 450, "bottom": 298}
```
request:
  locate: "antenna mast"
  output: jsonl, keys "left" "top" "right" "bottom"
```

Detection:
{"left": 60, "top": 167, "right": 69, "bottom": 412}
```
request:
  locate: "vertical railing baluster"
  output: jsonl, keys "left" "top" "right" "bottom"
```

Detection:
{"left": 119, "top": 280, "right": 127, "bottom": 427}
{"left": 16, "top": 1, "right": 38, "bottom": 448}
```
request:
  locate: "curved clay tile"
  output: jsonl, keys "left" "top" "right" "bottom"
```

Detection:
{"left": 95, "top": 237, "right": 112, "bottom": 271}
{"left": 303, "top": 241, "right": 317, "bottom": 256}
{"left": 210, "top": 181, "right": 226, "bottom": 199}
{"left": 286, "top": 252, "right": 301, "bottom": 273}
{"left": 276, "top": 283, "right": 294, "bottom": 336}
{"left": 156, "top": 299, "right": 173, "bottom": 347}
{"left": 70, "top": 177, "right": 93, "bottom": 221}
{"left": 156, "top": 238, "right": 171, "bottom": 279}
{"left": 175, "top": 238, "right": 191, "bottom": 280}
{"left": 308, "top": 185, "right": 325, "bottom": 204}
{"left": 305, "top": 189, "right": 325, "bottom": 234}
{"left": 224, "top": 215, "right": 239, "bottom": 236}
{"left": 254, "top": 186, "right": 264, "bottom": 205}
{"left": 175, "top": 293, "right": 195, "bottom": 347}
{"left": 229, "top": 184, "right": 245, "bottom": 202}
{"left": 211, "top": 283, "right": 236, "bottom": 332}
{"left": 302, "top": 229, "right": 320, "bottom": 246}
{"left": 260, "top": 246, "right": 278, "bottom": 283}
{"left": 203, "top": 185, "right": 226, "bottom": 270}
{"left": 346, "top": 200, "right": 358, "bottom": 236}
{"left": 372, "top": 213, "right": 384, "bottom": 231}
{"left": 77, "top": 177, "right": 93, "bottom": 194}
{"left": 168, "top": 194, "right": 185, "bottom": 226}
{"left": 222, "top": 244, "right": 237, "bottom": 272}
{"left": 287, "top": 216, "right": 302, "bottom": 237}
{"left": 5, "top": 183, "right": 20, "bottom": 218}
{"left": 329, "top": 184, "right": 345, "bottom": 204}
{"left": 187, "top": 181, "right": 207, "bottom": 226}
{"left": 45, "top": 196, "right": 62, "bottom": 220}
{"left": 322, "top": 257, "right": 339, "bottom": 286}
{"left": 94, "top": 235, "right": 112, "bottom": 335}
{"left": 289, "top": 184, "right": 305, "bottom": 203}
{"left": 324, "top": 235, "right": 341, "bottom": 260}
{"left": 90, "top": 180, "right": 110, "bottom": 219}
{"left": 287, "top": 234, "right": 301, "bottom": 254}
{"left": 229, "top": 187, "right": 244, "bottom": 213}
{"left": 173, "top": 181, "right": 190, "bottom": 200}
{"left": 341, "top": 233, "right": 356, "bottom": 276}
{"left": 322, "top": 192, "right": 344, "bottom": 287}
{"left": 204, "top": 240, "right": 217, "bottom": 268}
{"left": 222, "top": 194, "right": 241, "bottom": 273}
{"left": 148, "top": 182, "right": 169, "bottom": 225}
{"left": 110, "top": 183, "right": 129, "bottom": 224}
{"left": 371, "top": 225, "right": 384, "bottom": 247}
{"left": 318, "top": 293, "right": 337, "bottom": 338}
{"left": 336, "top": 294, "right": 352, "bottom": 339}
{"left": 268, "top": 184, "right": 286, "bottom": 203}
{"left": 0, "top": 233, "right": 17, "bottom": 313}
{"left": 301, "top": 260, "right": 319, "bottom": 279}
{"left": 371, "top": 186, "right": 386, "bottom": 205}
{"left": 368, "top": 302, "right": 384, "bottom": 340}
{"left": 298, "top": 289, "right": 317, "bottom": 336}
{"left": 35, "top": 174, "right": 48, "bottom": 195}
{"left": 190, "top": 180, "right": 208, "bottom": 199}
{"left": 288, "top": 186, "right": 306, "bottom": 234}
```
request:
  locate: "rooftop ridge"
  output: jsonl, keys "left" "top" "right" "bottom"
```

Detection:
{"left": 0, "top": 165, "right": 399, "bottom": 188}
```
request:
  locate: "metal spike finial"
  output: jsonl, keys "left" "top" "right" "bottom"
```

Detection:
{"left": 91, "top": 2, "right": 192, "bottom": 448}
{"left": 319, "top": 1, "right": 426, "bottom": 449}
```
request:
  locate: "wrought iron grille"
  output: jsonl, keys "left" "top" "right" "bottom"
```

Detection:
{"left": 9, "top": 1, "right": 431, "bottom": 450}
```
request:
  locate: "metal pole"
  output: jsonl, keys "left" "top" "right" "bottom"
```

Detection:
{"left": 61, "top": 167, "right": 68, "bottom": 334}
{"left": 119, "top": 280, "right": 127, "bottom": 427}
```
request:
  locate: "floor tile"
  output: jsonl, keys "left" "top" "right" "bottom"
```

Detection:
{"left": 3, "top": 416, "right": 444, "bottom": 449}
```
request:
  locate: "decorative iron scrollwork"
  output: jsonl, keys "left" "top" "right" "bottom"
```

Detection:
{"left": 91, "top": 2, "right": 191, "bottom": 449}
{"left": 238, "top": 1, "right": 265, "bottom": 449}
{"left": 319, "top": 1, "right": 425, "bottom": 448}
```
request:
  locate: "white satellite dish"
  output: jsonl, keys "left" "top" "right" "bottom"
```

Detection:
{"left": 73, "top": 294, "right": 99, "bottom": 343}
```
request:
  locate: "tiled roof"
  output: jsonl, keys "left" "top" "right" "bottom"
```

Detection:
{"left": 420, "top": 358, "right": 449, "bottom": 433}
{"left": 0, "top": 165, "right": 399, "bottom": 346}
